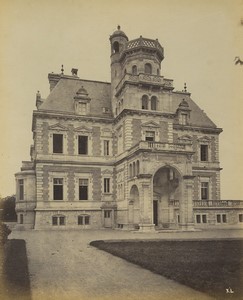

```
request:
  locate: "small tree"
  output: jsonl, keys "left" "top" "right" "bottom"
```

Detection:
{"left": 0, "top": 195, "right": 17, "bottom": 222}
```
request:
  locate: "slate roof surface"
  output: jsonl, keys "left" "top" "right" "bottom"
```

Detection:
{"left": 40, "top": 77, "right": 112, "bottom": 117}
{"left": 171, "top": 92, "right": 217, "bottom": 128}
{"left": 39, "top": 76, "right": 218, "bottom": 128}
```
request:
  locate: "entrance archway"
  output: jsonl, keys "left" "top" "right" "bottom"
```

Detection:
{"left": 129, "top": 185, "right": 140, "bottom": 226}
{"left": 153, "top": 166, "right": 181, "bottom": 227}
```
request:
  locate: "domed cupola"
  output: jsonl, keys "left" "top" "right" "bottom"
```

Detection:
{"left": 110, "top": 25, "right": 128, "bottom": 41}
{"left": 110, "top": 25, "right": 128, "bottom": 55}
{"left": 74, "top": 86, "right": 91, "bottom": 115}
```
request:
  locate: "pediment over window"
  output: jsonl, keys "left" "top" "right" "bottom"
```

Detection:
{"left": 49, "top": 123, "right": 68, "bottom": 131}
{"left": 101, "top": 169, "right": 113, "bottom": 175}
{"left": 178, "top": 134, "right": 192, "bottom": 141}
{"left": 74, "top": 125, "right": 92, "bottom": 132}
{"left": 141, "top": 121, "right": 160, "bottom": 128}
{"left": 197, "top": 136, "right": 211, "bottom": 143}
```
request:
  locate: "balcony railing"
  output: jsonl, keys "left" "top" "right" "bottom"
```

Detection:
{"left": 193, "top": 200, "right": 243, "bottom": 208}
{"left": 169, "top": 200, "right": 243, "bottom": 208}
{"left": 115, "top": 73, "right": 173, "bottom": 95}
{"left": 136, "top": 141, "right": 193, "bottom": 152}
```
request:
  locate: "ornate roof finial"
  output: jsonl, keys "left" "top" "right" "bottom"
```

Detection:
{"left": 61, "top": 64, "right": 64, "bottom": 75}
{"left": 184, "top": 82, "right": 187, "bottom": 93}
{"left": 117, "top": 25, "right": 121, "bottom": 30}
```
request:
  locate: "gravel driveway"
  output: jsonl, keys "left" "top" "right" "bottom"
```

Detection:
{"left": 9, "top": 229, "right": 239, "bottom": 300}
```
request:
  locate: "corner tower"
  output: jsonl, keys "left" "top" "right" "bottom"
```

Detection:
{"left": 110, "top": 26, "right": 129, "bottom": 114}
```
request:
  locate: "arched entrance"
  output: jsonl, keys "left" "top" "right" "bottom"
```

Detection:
{"left": 129, "top": 185, "right": 140, "bottom": 227}
{"left": 153, "top": 166, "right": 181, "bottom": 227}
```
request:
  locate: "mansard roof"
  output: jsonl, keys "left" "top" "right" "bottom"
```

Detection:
{"left": 172, "top": 92, "right": 217, "bottom": 128}
{"left": 39, "top": 77, "right": 111, "bottom": 117}
{"left": 39, "top": 76, "right": 217, "bottom": 129}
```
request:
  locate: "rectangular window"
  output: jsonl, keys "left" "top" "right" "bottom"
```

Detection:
{"left": 200, "top": 144, "right": 208, "bottom": 161}
{"left": 79, "top": 179, "right": 88, "bottom": 200}
{"left": 53, "top": 134, "right": 63, "bottom": 153}
{"left": 201, "top": 182, "right": 209, "bottom": 200}
{"left": 53, "top": 178, "right": 63, "bottom": 200}
{"left": 20, "top": 214, "right": 24, "bottom": 224}
{"left": 216, "top": 214, "right": 227, "bottom": 223}
{"left": 202, "top": 214, "right": 207, "bottom": 223}
{"left": 84, "top": 215, "right": 90, "bottom": 225}
{"left": 216, "top": 214, "right": 221, "bottom": 223}
{"left": 104, "top": 140, "right": 110, "bottom": 156}
{"left": 78, "top": 215, "right": 90, "bottom": 225}
{"left": 239, "top": 214, "right": 243, "bottom": 222}
{"left": 222, "top": 214, "right": 227, "bottom": 223}
{"left": 104, "top": 210, "right": 111, "bottom": 218}
{"left": 59, "top": 216, "right": 65, "bottom": 225}
{"left": 180, "top": 113, "right": 187, "bottom": 125}
{"left": 78, "top": 136, "right": 88, "bottom": 155}
{"left": 196, "top": 215, "right": 201, "bottom": 223}
{"left": 145, "top": 131, "right": 155, "bottom": 142}
{"left": 19, "top": 179, "right": 24, "bottom": 200}
{"left": 52, "top": 216, "right": 58, "bottom": 226}
{"left": 104, "top": 178, "right": 110, "bottom": 193}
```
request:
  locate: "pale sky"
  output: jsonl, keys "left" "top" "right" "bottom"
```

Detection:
{"left": 0, "top": 0, "right": 242, "bottom": 199}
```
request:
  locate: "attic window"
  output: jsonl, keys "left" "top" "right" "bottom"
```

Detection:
{"left": 76, "top": 102, "right": 87, "bottom": 115}
{"left": 180, "top": 113, "right": 188, "bottom": 125}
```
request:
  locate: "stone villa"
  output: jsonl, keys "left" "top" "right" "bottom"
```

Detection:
{"left": 15, "top": 26, "right": 243, "bottom": 231}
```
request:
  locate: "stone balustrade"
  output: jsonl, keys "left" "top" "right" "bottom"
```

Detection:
{"left": 193, "top": 200, "right": 243, "bottom": 208}
{"left": 115, "top": 73, "right": 173, "bottom": 95}
{"left": 137, "top": 141, "right": 193, "bottom": 152}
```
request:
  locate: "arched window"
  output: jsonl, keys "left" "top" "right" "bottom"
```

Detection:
{"left": 141, "top": 95, "right": 148, "bottom": 110}
{"left": 132, "top": 65, "right": 137, "bottom": 75}
{"left": 151, "top": 96, "right": 157, "bottom": 111}
{"left": 133, "top": 162, "right": 136, "bottom": 177}
{"left": 145, "top": 63, "right": 152, "bottom": 74}
{"left": 136, "top": 160, "right": 140, "bottom": 175}
{"left": 118, "top": 102, "right": 121, "bottom": 113}
{"left": 113, "top": 41, "right": 119, "bottom": 53}
{"left": 129, "top": 164, "right": 132, "bottom": 177}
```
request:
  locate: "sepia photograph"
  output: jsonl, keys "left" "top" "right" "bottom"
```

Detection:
{"left": 0, "top": 0, "right": 242, "bottom": 299}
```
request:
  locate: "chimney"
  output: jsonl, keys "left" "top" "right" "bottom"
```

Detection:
{"left": 71, "top": 68, "right": 78, "bottom": 76}
{"left": 36, "top": 91, "right": 43, "bottom": 109}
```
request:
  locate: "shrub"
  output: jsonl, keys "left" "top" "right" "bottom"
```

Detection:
{"left": 0, "top": 223, "right": 11, "bottom": 245}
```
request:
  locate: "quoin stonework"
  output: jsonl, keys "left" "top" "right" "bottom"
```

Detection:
{"left": 15, "top": 26, "right": 243, "bottom": 231}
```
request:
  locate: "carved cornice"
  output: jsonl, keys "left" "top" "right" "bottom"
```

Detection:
{"left": 173, "top": 124, "right": 223, "bottom": 134}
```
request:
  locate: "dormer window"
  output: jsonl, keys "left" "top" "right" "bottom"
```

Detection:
{"left": 176, "top": 99, "right": 191, "bottom": 125}
{"left": 74, "top": 86, "right": 91, "bottom": 115}
{"left": 180, "top": 113, "right": 188, "bottom": 125}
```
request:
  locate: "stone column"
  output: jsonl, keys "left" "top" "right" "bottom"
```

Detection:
{"left": 179, "top": 175, "right": 195, "bottom": 230}
{"left": 138, "top": 179, "right": 155, "bottom": 232}
{"left": 128, "top": 199, "right": 134, "bottom": 229}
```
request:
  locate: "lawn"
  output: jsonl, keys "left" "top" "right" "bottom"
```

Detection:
{"left": 91, "top": 239, "right": 243, "bottom": 300}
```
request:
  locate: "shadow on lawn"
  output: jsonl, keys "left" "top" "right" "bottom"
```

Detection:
{"left": 2, "top": 239, "right": 32, "bottom": 300}
{"left": 91, "top": 239, "right": 243, "bottom": 300}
